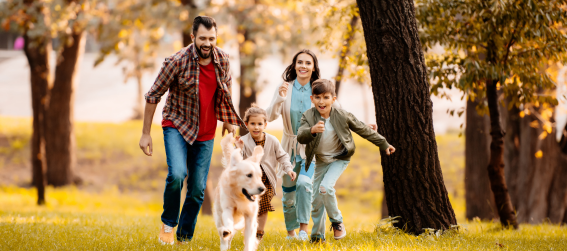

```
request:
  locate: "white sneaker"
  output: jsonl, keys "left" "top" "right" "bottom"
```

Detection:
{"left": 297, "top": 230, "right": 309, "bottom": 241}
{"left": 286, "top": 231, "right": 296, "bottom": 240}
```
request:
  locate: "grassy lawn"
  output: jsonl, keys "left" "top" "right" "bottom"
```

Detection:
{"left": 1, "top": 186, "right": 566, "bottom": 250}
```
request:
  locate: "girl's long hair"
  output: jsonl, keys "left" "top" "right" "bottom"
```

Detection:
{"left": 281, "top": 49, "right": 321, "bottom": 84}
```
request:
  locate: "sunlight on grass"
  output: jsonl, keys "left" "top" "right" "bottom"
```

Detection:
{"left": 1, "top": 187, "right": 566, "bottom": 250}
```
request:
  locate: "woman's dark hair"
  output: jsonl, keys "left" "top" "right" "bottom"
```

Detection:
{"left": 281, "top": 49, "right": 320, "bottom": 84}
{"left": 192, "top": 16, "right": 217, "bottom": 35}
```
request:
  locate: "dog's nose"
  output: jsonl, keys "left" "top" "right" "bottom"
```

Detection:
{"left": 258, "top": 187, "right": 265, "bottom": 193}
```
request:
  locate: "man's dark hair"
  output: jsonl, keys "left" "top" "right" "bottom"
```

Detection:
{"left": 281, "top": 49, "right": 321, "bottom": 84}
{"left": 192, "top": 16, "right": 217, "bottom": 35}
{"left": 312, "top": 79, "right": 336, "bottom": 97}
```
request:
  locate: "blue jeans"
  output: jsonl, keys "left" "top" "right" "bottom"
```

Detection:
{"left": 282, "top": 155, "right": 316, "bottom": 231}
{"left": 161, "top": 127, "right": 214, "bottom": 241}
{"left": 310, "top": 159, "right": 349, "bottom": 239}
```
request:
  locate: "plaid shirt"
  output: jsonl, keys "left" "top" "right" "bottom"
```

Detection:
{"left": 145, "top": 44, "right": 245, "bottom": 144}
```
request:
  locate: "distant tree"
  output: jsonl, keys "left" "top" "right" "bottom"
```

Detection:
{"left": 417, "top": 0, "right": 567, "bottom": 228}
{"left": 356, "top": 0, "right": 457, "bottom": 234}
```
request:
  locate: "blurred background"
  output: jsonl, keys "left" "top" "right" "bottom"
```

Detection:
{"left": 1, "top": 0, "right": 566, "bottom": 226}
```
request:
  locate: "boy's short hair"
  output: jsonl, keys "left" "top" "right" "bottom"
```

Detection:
{"left": 312, "top": 79, "right": 336, "bottom": 97}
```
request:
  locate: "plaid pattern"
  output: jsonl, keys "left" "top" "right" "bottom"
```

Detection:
{"left": 145, "top": 44, "right": 245, "bottom": 144}
{"left": 258, "top": 168, "right": 275, "bottom": 215}
{"left": 256, "top": 134, "right": 274, "bottom": 215}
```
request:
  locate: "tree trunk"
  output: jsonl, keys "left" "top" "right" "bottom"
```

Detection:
{"left": 334, "top": 15, "right": 359, "bottom": 97}
{"left": 465, "top": 98, "right": 496, "bottom": 220}
{"left": 237, "top": 29, "right": 257, "bottom": 136}
{"left": 502, "top": 99, "right": 521, "bottom": 210}
{"left": 45, "top": 31, "right": 85, "bottom": 187}
{"left": 485, "top": 79, "right": 518, "bottom": 228}
{"left": 181, "top": 0, "right": 198, "bottom": 47}
{"left": 131, "top": 72, "right": 144, "bottom": 120}
{"left": 356, "top": 0, "right": 457, "bottom": 234}
{"left": 24, "top": 33, "right": 51, "bottom": 205}
{"left": 380, "top": 190, "right": 388, "bottom": 219}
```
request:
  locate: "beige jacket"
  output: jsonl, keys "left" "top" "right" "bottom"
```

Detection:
{"left": 241, "top": 133, "right": 293, "bottom": 194}
{"left": 265, "top": 81, "right": 341, "bottom": 162}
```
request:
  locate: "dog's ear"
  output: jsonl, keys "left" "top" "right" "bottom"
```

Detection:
{"left": 230, "top": 148, "right": 243, "bottom": 169}
{"left": 248, "top": 146, "right": 264, "bottom": 164}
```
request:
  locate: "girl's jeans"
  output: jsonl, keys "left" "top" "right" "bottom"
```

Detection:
{"left": 161, "top": 127, "right": 214, "bottom": 241}
{"left": 281, "top": 155, "right": 316, "bottom": 231}
{"left": 310, "top": 159, "right": 350, "bottom": 239}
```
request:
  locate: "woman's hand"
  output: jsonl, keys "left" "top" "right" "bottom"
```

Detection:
{"left": 385, "top": 145, "right": 396, "bottom": 155}
{"left": 287, "top": 170, "right": 297, "bottom": 181}
{"left": 279, "top": 82, "right": 289, "bottom": 97}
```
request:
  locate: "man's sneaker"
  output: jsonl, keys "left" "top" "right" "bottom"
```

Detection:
{"left": 159, "top": 223, "right": 175, "bottom": 245}
{"left": 297, "top": 230, "right": 309, "bottom": 241}
{"left": 330, "top": 222, "right": 346, "bottom": 240}
{"left": 310, "top": 236, "right": 326, "bottom": 244}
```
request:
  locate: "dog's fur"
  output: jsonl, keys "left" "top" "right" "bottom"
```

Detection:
{"left": 214, "top": 133, "right": 266, "bottom": 251}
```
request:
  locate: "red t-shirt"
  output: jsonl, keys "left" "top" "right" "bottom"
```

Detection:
{"left": 162, "top": 62, "right": 218, "bottom": 141}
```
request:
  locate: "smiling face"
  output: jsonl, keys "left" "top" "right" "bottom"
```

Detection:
{"left": 311, "top": 92, "right": 337, "bottom": 118}
{"left": 245, "top": 115, "right": 267, "bottom": 141}
{"left": 191, "top": 24, "right": 217, "bottom": 59}
{"left": 294, "top": 53, "right": 315, "bottom": 82}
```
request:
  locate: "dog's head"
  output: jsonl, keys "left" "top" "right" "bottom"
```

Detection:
{"left": 228, "top": 145, "right": 266, "bottom": 202}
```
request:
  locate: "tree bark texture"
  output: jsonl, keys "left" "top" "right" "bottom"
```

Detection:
{"left": 502, "top": 99, "right": 521, "bottom": 210}
{"left": 237, "top": 29, "right": 257, "bottom": 136}
{"left": 45, "top": 31, "right": 85, "bottom": 187}
{"left": 465, "top": 98, "right": 496, "bottom": 220}
{"left": 334, "top": 15, "right": 359, "bottom": 97}
{"left": 356, "top": 0, "right": 457, "bottom": 234}
{"left": 485, "top": 79, "right": 518, "bottom": 228}
{"left": 380, "top": 191, "right": 388, "bottom": 219}
{"left": 24, "top": 33, "right": 51, "bottom": 205}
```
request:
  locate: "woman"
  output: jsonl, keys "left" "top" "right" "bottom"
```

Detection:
{"left": 266, "top": 49, "right": 339, "bottom": 240}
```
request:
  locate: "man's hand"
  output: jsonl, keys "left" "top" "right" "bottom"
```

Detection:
{"left": 385, "top": 145, "right": 396, "bottom": 155}
{"left": 279, "top": 82, "right": 289, "bottom": 97}
{"left": 222, "top": 122, "right": 235, "bottom": 136}
{"left": 311, "top": 121, "right": 325, "bottom": 134}
{"left": 367, "top": 123, "right": 377, "bottom": 131}
{"left": 287, "top": 171, "right": 297, "bottom": 181}
{"left": 139, "top": 134, "right": 153, "bottom": 156}
{"left": 235, "top": 136, "right": 244, "bottom": 149}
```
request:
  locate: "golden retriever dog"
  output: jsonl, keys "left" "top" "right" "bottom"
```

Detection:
{"left": 214, "top": 133, "right": 266, "bottom": 251}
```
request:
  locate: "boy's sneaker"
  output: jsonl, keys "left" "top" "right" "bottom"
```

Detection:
{"left": 297, "top": 230, "right": 309, "bottom": 241}
{"left": 310, "top": 236, "right": 326, "bottom": 244}
{"left": 330, "top": 222, "right": 346, "bottom": 240}
{"left": 159, "top": 223, "right": 175, "bottom": 245}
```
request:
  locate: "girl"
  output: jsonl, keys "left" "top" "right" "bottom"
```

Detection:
{"left": 236, "top": 104, "right": 297, "bottom": 242}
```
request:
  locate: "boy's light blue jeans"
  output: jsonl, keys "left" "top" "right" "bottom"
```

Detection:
{"left": 281, "top": 155, "right": 316, "bottom": 231}
{"left": 310, "top": 159, "right": 350, "bottom": 239}
{"left": 161, "top": 127, "right": 214, "bottom": 241}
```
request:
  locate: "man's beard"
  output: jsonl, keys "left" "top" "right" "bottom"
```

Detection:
{"left": 196, "top": 45, "right": 212, "bottom": 59}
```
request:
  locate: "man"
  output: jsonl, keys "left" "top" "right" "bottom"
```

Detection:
{"left": 138, "top": 16, "right": 244, "bottom": 244}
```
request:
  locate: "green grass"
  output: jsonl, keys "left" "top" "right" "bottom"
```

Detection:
{"left": 1, "top": 186, "right": 566, "bottom": 250}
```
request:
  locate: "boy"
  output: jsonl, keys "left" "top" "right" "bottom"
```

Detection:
{"left": 297, "top": 79, "right": 396, "bottom": 243}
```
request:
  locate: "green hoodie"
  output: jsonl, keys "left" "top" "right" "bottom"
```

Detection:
{"left": 297, "top": 107, "right": 390, "bottom": 170}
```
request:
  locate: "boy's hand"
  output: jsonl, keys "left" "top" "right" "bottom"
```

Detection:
{"left": 235, "top": 136, "right": 244, "bottom": 149}
{"left": 367, "top": 123, "right": 377, "bottom": 131}
{"left": 385, "top": 145, "right": 396, "bottom": 155}
{"left": 279, "top": 82, "right": 289, "bottom": 97}
{"left": 311, "top": 121, "right": 325, "bottom": 134}
{"left": 287, "top": 171, "right": 297, "bottom": 181}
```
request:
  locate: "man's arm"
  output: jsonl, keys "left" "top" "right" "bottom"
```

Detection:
{"left": 139, "top": 102, "right": 158, "bottom": 156}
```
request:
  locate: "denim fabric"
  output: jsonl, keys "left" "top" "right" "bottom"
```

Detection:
{"left": 290, "top": 79, "right": 312, "bottom": 135}
{"left": 161, "top": 127, "right": 214, "bottom": 241}
{"left": 281, "top": 155, "right": 316, "bottom": 231}
{"left": 310, "top": 159, "right": 349, "bottom": 239}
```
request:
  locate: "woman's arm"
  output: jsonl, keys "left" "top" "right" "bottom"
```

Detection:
{"left": 265, "top": 82, "right": 288, "bottom": 122}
